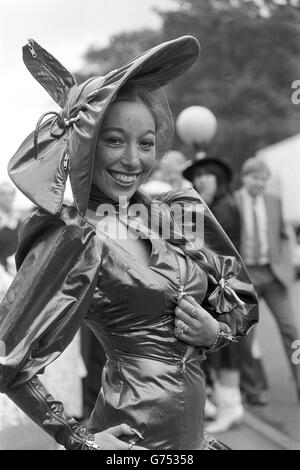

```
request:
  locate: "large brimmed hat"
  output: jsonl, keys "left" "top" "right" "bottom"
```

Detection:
{"left": 182, "top": 157, "right": 232, "bottom": 184}
{"left": 8, "top": 36, "right": 200, "bottom": 216}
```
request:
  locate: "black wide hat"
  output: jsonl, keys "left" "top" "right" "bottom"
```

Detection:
{"left": 183, "top": 157, "right": 232, "bottom": 184}
{"left": 8, "top": 36, "right": 200, "bottom": 216}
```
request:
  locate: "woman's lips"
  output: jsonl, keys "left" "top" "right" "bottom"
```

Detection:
{"left": 108, "top": 170, "right": 141, "bottom": 186}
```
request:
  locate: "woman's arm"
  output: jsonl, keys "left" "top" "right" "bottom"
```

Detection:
{"left": 0, "top": 208, "right": 146, "bottom": 449}
{"left": 6, "top": 376, "right": 145, "bottom": 449}
{"left": 6, "top": 376, "right": 95, "bottom": 449}
{"left": 0, "top": 209, "right": 99, "bottom": 448}
{"left": 0, "top": 209, "right": 99, "bottom": 392}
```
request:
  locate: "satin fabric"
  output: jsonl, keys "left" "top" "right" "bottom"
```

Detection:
{"left": 85, "top": 187, "right": 258, "bottom": 449}
{"left": 0, "top": 188, "right": 258, "bottom": 449}
{"left": 8, "top": 36, "right": 200, "bottom": 216}
{"left": 86, "top": 229, "right": 208, "bottom": 449}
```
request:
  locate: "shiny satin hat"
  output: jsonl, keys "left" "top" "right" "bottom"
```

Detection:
{"left": 8, "top": 36, "right": 200, "bottom": 216}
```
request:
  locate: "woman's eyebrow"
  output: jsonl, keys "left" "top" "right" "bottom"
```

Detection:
{"left": 102, "top": 127, "right": 155, "bottom": 136}
{"left": 101, "top": 127, "right": 124, "bottom": 133}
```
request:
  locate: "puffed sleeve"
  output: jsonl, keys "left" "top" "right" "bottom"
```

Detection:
{"left": 155, "top": 188, "right": 259, "bottom": 344}
{"left": 0, "top": 206, "right": 101, "bottom": 449}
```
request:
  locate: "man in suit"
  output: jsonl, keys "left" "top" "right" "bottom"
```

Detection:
{"left": 235, "top": 157, "right": 300, "bottom": 403}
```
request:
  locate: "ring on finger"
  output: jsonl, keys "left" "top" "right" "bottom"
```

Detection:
{"left": 190, "top": 307, "right": 198, "bottom": 318}
{"left": 128, "top": 441, "right": 134, "bottom": 450}
{"left": 176, "top": 326, "right": 184, "bottom": 335}
{"left": 183, "top": 323, "right": 191, "bottom": 334}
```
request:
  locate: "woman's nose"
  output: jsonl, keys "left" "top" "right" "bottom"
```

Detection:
{"left": 121, "top": 143, "right": 140, "bottom": 169}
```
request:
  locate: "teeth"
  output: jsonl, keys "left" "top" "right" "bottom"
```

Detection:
{"left": 110, "top": 171, "right": 138, "bottom": 183}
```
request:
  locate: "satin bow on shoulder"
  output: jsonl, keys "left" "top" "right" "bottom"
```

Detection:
{"left": 206, "top": 255, "right": 245, "bottom": 314}
{"left": 185, "top": 251, "right": 245, "bottom": 314}
{"left": 155, "top": 187, "right": 258, "bottom": 333}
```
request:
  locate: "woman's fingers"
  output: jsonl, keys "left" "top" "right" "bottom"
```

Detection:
{"left": 177, "top": 292, "right": 198, "bottom": 308}
{"left": 94, "top": 426, "right": 146, "bottom": 450}
{"left": 117, "top": 440, "right": 148, "bottom": 450}
{"left": 174, "top": 318, "right": 192, "bottom": 340}
{"left": 119, "top": 441, "right": 148, "bottom": 450}
{"left": 108, "top": 439, "right": 147, "bottom": 451}
{"left": 177, "top": 297, "right": 207, "bottom": 319}
{"left": 183, "top": 294, "right": 199, "bottom": 307}
{"left": 106, "top": 423, "right": 138, "bottom": 437}
{"left": 174, "top": 318, "right": 187, "bottom": 329}
{"left": 175, "top": 305, "right": 197, "bottom": 327}
{"left": 174, "top": 296, "right": 220, "bottom": 347}
{"left": 116, "top": 440, "right": 133, "bottom": 450}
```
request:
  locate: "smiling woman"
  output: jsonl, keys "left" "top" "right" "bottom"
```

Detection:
{"left": 0, "top": 36, "right": 258, "bottom": 450}
{"left": 93, "top": 99, "right": 156, "bottom": 201}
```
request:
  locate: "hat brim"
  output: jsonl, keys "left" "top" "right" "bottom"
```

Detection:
{"left": 9, "top": 36, "right": 200, "bottom": 215}
{"left": 183, "top": 158, "right": 232, "bottom": 183}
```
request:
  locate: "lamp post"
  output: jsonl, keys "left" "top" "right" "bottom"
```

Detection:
{"left": 176, "top": 106, "right": 217, "bottom": 159}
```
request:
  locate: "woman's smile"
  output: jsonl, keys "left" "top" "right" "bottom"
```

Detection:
{"left": 93, "top": 99, "right": 156, "bottom": 202}
{"left": 108, "top": 170, "right": 142, "bottom": 185}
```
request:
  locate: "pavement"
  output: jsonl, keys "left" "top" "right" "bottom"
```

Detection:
{"left": 1, "top": 282, "right": 300, "bottom": 450}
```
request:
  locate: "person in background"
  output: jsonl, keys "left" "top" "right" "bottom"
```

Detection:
{"left": 141, "top": 164, "right": 172, "bottom": 197}
{"left": 0, "top": 182, "right": 21, "bottom": 274}
{"left": 0, "top": 181, "right": 23, "bottom": 302}
{"left": 183, "top": 157, "right": 240, "bottom": 247}
{"left": 235, "top": 157, "right": 300, "bottom": 404}
{"left": 183, "top": 157, "right": 244, "bottom": 431}
{"left": 183, "top": 156, "right": 263, "bottom": 432}
{"left": 161, "top": 150, "right": 192, "bottom": 190}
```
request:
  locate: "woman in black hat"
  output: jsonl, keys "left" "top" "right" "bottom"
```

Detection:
{"left": 184, "top": 157, "right": 246, "bottom": 432}
{"left": 0, "top": 38, "right": 258, "bottom": 450}
{"left": 183, "top": 157, "right": 240, "bottom": 249}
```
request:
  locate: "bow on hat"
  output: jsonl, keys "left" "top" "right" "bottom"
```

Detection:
{"left": 8, "top": 37, "right": 200, "bottom": 216}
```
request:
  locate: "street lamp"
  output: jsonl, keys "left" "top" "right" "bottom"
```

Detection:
{"left": 176, "top": 106, "right": 217, "bottom": 158}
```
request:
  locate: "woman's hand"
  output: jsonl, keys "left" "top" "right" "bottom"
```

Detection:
{"left": 174, "top": 295, "right": 219, "bottom": 347}
{"left": 94, "top": 423, "right": 147, "bottom": 450}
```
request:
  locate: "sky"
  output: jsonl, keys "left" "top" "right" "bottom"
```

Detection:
{"left": 0, "top": 0, "right": 174, "bottom": 207}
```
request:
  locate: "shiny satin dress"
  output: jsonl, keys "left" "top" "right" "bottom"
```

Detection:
{"left": 0, "top": 189, "right": 258, "bottom": 451}
{"left": 85, "top": 231, "right": 208, "bottom": 450}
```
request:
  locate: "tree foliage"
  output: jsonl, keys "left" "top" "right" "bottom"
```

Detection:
{"left": 76, "top": 0, "right": 300, "bottom": 171}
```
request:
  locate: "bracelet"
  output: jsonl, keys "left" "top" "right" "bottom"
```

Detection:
{"left": 84, "top": 433, "right": 102, "bottom": 450}
{"left": 206, "top": 322, "right": 238, "bottom": 351}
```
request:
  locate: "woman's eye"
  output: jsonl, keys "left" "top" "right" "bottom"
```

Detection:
{"left": 140, "top": 140, "right": 155, "bottom": 150}
{"left": 106, "top": 136, "right": 123, "bottom": 145}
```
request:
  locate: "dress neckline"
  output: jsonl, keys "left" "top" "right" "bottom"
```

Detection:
{"left": 85, "top": 206, "right": 158, "bottom": 268}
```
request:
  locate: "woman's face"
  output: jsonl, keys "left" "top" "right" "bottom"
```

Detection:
{"left": 192, "top": 171, "right": 217, "bottom": 204}
{"left": 93, "top": 99, "right": 156, "bottom": 202}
